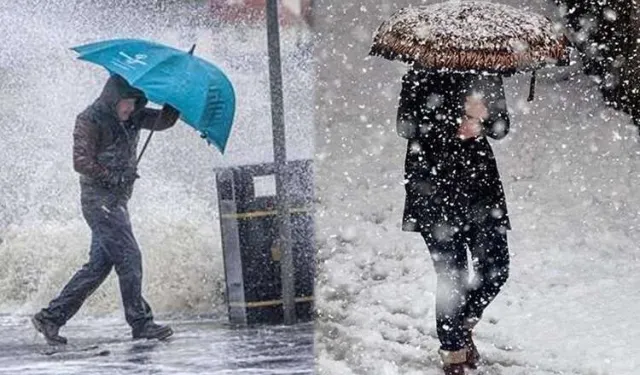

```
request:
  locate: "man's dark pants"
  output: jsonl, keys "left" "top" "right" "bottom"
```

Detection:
{"left": 39, "top": 184, "right": 153, "bottom": 330}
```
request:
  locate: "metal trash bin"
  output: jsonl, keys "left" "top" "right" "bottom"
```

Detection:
{"left": 215, "top": 159, "right": 315, "bottom": 325}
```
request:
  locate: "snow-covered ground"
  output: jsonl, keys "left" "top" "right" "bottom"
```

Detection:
{"left": 313, "top": 1, "right": 640, "bottom": 374}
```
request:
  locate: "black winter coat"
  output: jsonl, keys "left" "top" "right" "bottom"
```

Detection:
{"left": 397, "top": 69, "right": 511, "bottom": 237}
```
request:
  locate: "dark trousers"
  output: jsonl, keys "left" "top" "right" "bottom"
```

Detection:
{"left": 422, "top": 224, "right": 509, "bottom": 351}
{"left": 40, "top": 186, "right": 153, "bottom": 330}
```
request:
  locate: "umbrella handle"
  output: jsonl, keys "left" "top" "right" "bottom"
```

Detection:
{"left": 527, "top": 70, "right": 536, "bottom": 102}
{"left": 137, "top": 129, "right": 155, "bottom": 166}
{"left": 136, "top": 110, "right": 163, "bottom": 166}
{"left": 136, "top": 104, "right": 181, "bottom": 166}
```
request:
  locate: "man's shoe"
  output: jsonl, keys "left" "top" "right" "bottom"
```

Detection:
{"left": 32, "top": 312, "right": 67, "bottom": 346}
{"left": 132, "top": 322, "right": 173, "bottom": 340}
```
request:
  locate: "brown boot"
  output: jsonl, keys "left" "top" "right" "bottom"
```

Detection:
{"left": 439, "top": 348, "right": 467, "bottom": 375}
{"left": 463, "top": 318, "right": 480, "bottom": 369}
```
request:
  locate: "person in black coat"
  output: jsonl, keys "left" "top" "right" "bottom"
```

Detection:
{"left": 397, "top": 68, "right": 511, "bottom": 374}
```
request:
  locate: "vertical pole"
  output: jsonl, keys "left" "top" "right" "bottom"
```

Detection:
{"left": 266, "top": 0, "right": 296, "bottom": 325}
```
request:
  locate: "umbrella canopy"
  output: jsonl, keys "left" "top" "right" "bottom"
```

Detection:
{"left": 370, "top": 1, "right": 570, "bottom": 74}
{"left": 72, "top": 38, "right": 236, "bottom": 153}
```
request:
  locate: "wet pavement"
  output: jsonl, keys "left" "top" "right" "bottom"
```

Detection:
{"left": 0, "top": 315, "right": 314, "bottom": 374}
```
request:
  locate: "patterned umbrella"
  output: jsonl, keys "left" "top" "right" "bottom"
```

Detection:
{"left": 370, "top": 1, "right": 570, "bottom": 74}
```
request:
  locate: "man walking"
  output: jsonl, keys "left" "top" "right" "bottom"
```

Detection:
{"left": 32, "top": 74, "right": 180, "bottom": 345}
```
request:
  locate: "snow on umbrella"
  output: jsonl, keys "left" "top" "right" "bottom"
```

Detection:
{"left": 369, "top": 1, "right": 570, "bottom": 74}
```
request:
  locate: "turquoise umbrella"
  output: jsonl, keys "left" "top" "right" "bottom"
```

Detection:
{"left": 72, "top": 38, "right": 236, "bottom": 153}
